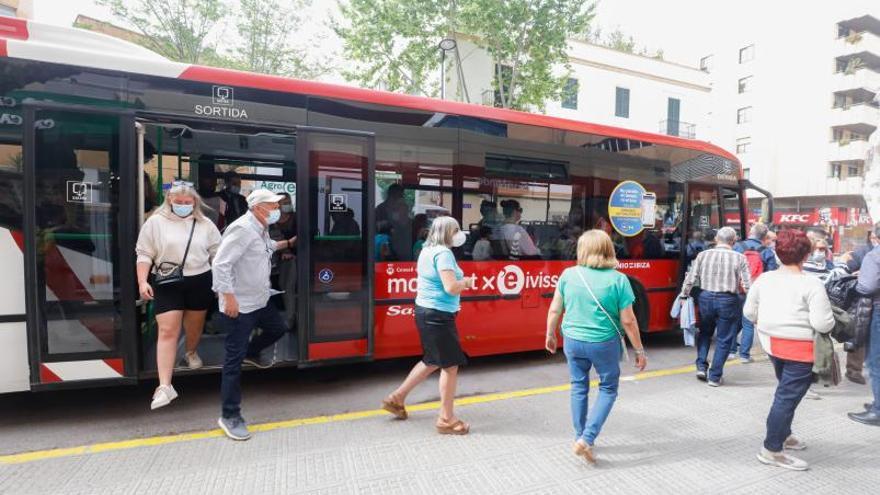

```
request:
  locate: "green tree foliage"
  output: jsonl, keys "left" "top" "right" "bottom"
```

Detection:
{"left": 97, "top": 0, "right": 225, "bottom": 64}
{"left": 98, "top": 0, "right": 327, "bottom": 77}
{"left": 580, "top": 26, "right": 664, "bottom": 60}
{"left": 233, "top": 0, "right": 329, "bottom": 78}
{"left": 334, "top": 0, "right": 595, "bottom": 110}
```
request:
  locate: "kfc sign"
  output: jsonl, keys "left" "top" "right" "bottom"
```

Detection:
{"left": 777, "top": 214, "right": 812, "bottom": 224}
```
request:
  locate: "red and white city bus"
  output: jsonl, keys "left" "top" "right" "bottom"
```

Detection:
{"left": 0, "top": 18, "right": 772, "bottom": 394}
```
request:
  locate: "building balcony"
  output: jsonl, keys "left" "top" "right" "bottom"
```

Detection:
{"left": 829, "top": 103, "right": 880, "bottom": 132}
{"left": 658, "top": 120, "right": 696, "bottom": 139}
{"left": 831, "top": 67, "right": 880, "bottom": 94}
{"left": 828, "top": 139, "right": 872, "bottom": 162}
{"left": 836, "top": 30, "right": 880, "bottom": 59}
{"left": 823, "top": 176, "right": 865, "bottom": 196}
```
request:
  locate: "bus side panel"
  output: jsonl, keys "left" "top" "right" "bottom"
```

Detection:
{"left": 373, "top": 259, "right": 679, "bottom": 360}
{"left": 0, "top": 228, "right": 29, "bottom": 393}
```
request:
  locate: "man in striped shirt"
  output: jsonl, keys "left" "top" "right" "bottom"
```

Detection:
{"left": 680, "top": 227, "right": 751, "bottom": 386}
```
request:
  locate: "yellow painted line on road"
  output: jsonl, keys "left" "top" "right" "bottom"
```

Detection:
{"left": 0, "top": 358, "right": 755, "bottom": 465}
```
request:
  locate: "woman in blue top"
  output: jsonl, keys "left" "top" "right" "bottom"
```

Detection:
{"left": 382, "top": 216, "right": 475, "bottom": 435}
{"left": 546, "top": 229, "right": 648, "bottom": 464}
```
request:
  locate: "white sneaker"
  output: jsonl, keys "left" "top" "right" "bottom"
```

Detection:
{"left": 150, "top": 384, "right": 178, "bottom": 410}
{"left": 185, "top": 351, "right": 203, "bottom": 370}
{"left": 804, "top": 389, "right": 821, "bottom": 400}
{"left": 756, "top": 447, "right": 809, "bottom": 471}
{"left": 784, "top": 435, "right": 807, "bottom": 451}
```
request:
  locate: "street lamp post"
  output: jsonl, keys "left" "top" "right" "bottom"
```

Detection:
{"left": 438, "top": 38, "right": 457, "bottom": 100}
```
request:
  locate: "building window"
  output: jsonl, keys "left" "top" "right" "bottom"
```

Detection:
{"left": 615, "top": 87, "right": 630, "bottom": 118}
{"left": 739, "top": 44, "right": 755, "bottom": 63}
{"left": 830, "top": 163, "right": 842, "bottom": 179}
{"left": 736, "top": 137, "right": 751, "bottom": 154}
{"left": 738, "top": 76, "right": 752, "bottom": 94}
{"left": 848, "top": 164, "right": 861, "bottom": 177}
{"left": 736, "top": 106, "right": 752, "bottom": 124}
{"left": 700, "top": 55, "right": 712, "bottom": 72}
{"left": 561, "top": 78, "right": 579, "bottom": 110}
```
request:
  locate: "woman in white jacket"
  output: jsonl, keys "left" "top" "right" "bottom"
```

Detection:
{"left": 136, "top": 181, "right": 221, "bottom": 410}
{"left": 743, "top": 229, "right": 835, "bottom": 471}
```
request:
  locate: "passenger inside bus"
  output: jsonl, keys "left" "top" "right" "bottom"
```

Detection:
{"left": 270, "top": 192, "right": 297, "bottom": 331}
{"left": 218, "top": 171, "right": 248, "bottom": 225}
{"left": 375, "top": 183, "right": 411, "bottom": 261}
{"left": 197, "top": 172, "right": 226, "bottom": 229}
{"left": 472, "top": 225, "right": 493, "bottom": 261}
{"left": 375, "top": 220, "right": 393, "bottom": 261}
{"left": 497, "top": 199, "right": 541, "bottom": 259}
{"left": 329, "top": 208, "right": 361, "bottom": 236}
{"left": 412, "top": 213, "right": 428, "bottom": 259}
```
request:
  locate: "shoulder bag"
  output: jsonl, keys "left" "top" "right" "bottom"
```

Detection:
{"left": 153, "top": 219, "right": 196, "bottom": 286}
{"left": 573, "top": 266, "right": 630, "bottom": 363}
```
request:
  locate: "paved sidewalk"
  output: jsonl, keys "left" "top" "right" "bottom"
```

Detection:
{"left": 1, "top": 358, "right": 877, "bottom": 494}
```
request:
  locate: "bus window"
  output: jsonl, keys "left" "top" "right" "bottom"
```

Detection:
{"left": 688, "top": 185, "right": 722, "bottom": 244}
{"left": 722, "top": 188, "right": 744, "bottom": 237}
{"left": 375, "top": 170, "right": 454, "bottom": 262}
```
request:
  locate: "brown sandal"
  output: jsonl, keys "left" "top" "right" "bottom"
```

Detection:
{"left": 381, "top": 398, "right": 408, "bottom": 420}
{"left": 436, "top": 418, "right": 470, "bottom": 435}
{"left": 573, "top": 441, "right": 596, "bottom": 464}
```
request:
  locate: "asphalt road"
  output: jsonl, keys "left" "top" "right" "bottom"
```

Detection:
{"left": 0, "top": 331, "right": 698, "bottom": 455}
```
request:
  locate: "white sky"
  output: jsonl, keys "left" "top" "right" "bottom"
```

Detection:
{"left": 28, "top": 0, "right": 880, "bottom": 70}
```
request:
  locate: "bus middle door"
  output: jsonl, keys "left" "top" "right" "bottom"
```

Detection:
{"left": 296, "top": 128, "right": 375, "bottom": 364}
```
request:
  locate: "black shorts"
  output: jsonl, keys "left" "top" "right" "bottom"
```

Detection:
{"left": 152, "top": 271, "right": 215, "bottom": 314}
{"left": 415, "top": 305, "right": 467, "bottom": 368}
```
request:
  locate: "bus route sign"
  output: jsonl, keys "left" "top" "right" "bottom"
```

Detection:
{"left": 608, "top": 180, "right": 646, "bottom": 237}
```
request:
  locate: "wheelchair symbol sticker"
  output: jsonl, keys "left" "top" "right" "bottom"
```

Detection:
{"left": 318, "top": 268, "right": 334, "bottom": 284}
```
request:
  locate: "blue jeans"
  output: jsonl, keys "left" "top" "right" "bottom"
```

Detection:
{"left": 764, "top": 356, "right": 813, "bottom": 452}
{"left": 867, "top": 308, "right": 880, "bottom": 414}
{"left": 563, "top": 336, "right": 621, "bottom": 446}
{"left": 739, "top": 315, "right": 755, "bottom": 359}
{"left": 696, "top": 291, "right": 740, "bottom": 382}
{"left": 220, "top": 304, "right": 288, "bottom": 419}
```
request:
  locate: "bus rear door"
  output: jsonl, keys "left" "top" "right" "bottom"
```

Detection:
{"left": 23, "top": 105, "right": 138, "bottom": 389}
{"left": 296, "top": 128, "right": 375, "bottom": 364}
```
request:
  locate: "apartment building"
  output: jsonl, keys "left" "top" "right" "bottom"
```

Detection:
{"left": 702, "top": 6, "right": 880, "bottom": 252}
{"left": 445, "top": 38, "right": 711, "bottom": 140}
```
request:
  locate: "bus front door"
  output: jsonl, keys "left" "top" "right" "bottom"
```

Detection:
{"left": 297, "top": 128, "right": 375, "bottom": 364}
{"left": 22, "top": 105, "right": 138, "bottom": 389}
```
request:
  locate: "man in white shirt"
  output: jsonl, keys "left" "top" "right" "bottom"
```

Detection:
{"left": 212, "top": 189, "right": 297, "bottom": 440}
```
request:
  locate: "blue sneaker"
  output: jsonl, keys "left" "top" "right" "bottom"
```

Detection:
{"left": 218, "top": 416, "right": 251, "bottom": 441}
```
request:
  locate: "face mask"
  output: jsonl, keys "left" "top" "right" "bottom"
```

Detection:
{"left": 809, "top": 250, "right": 825, "bottom": 262}
{"left": 172, "top": 203, "right": 193, "bottom": 217}
{"left": 281, "top": 205, "right": 294, "bottom": 214}
{"left": 452, "top": 230, "right": 467, "bottom": 248}
{"left": 266, "top": 209, "right": 281, "bottom": 225}
{"left": 228, "top": 186, "right": 241, "bottom": 195}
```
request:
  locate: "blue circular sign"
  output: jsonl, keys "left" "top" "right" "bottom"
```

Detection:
{"left": 608, "top": 180, "right": 646, "bottom": 237}
{"left": 318, "top": 268, "right": 334, "bottom": 284}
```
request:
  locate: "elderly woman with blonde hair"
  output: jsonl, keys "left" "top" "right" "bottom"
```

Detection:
{"left": 546, "top": 229, "right": 647, "bottom": 464}
{"left": 136, "top": 181, "right": 221, "bottom": 410}
{"left": 381, "top": 216, "right": 476, "bottom": 435}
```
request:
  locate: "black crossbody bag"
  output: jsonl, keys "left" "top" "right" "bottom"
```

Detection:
{"left": 153, "top": 219, "right": 196, "bottom": 286}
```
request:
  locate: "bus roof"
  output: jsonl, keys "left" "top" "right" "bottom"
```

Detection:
{"left": 0, "top": 17, "right": 740, "bottom": 167}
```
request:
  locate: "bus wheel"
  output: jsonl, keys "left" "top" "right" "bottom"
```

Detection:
{"left": 626, "top": 276, "right": 650, "bottom": 333}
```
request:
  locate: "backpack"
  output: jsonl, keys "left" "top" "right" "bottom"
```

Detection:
{"left": 742, "top": 245, "right": 765, "bottom": 281}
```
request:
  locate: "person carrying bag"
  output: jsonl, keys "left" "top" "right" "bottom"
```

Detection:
{"left": 545, "top": 229, "right": 647, "bottom": 465}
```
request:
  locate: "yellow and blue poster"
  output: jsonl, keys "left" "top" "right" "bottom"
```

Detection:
{"left": 609, "top": 180, "right": 646, "bottom": 237}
